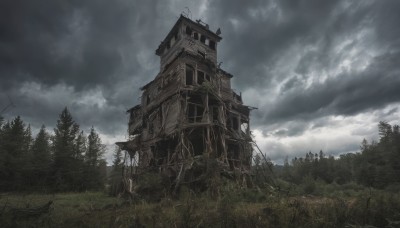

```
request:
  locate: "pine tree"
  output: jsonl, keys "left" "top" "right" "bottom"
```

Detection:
{"left": 109, "top": 146, "right": 124, "bottom": 196}
{"left": 0, "top": 116, "right": 30, "bottom": 190}
{"left": 86, "top": 127, "right": 104, "bottom": 167}
{"left": 83, "top": 127, "right": 106, "bottom": 190}
{"left": 31, "top": 125, "right": 51, "bottom": 189}
{"left": 52, "top": 107, "right": 80, "bottom": 191}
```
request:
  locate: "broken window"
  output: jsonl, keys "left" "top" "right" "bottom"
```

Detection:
{"left": 186, "top": 26, "right": 192, "bottom": 35}
{"left": 197, "top": 70, "right": 210, "bottom": 85}
{"left": 188, "top": 129, "right": 205, "bottom": 156}
{"left": 200, "top": 35, "right": 206, "bottom": 43}
{"left": 187, "top": 103, "right": 204, "bottom": 123}
{"left": 186, "top": 64, "right": 194, "bottom": 85}
{"left": 188, "top": 104, "right": 195, "bottom": 123}
{"left": 196, "top": 106, "right": 204, "bottom": 122}
{"left": 232, "top": 116, "right": 239, "bottom": 130}
{"left": 197, "top": 71, "right": 205, "bottom": 84}
{"left": 209, "top": 40, "right": 215, "bottom": 50}
{"left": 193, "top": 32, "right": 198, "bottom": 40}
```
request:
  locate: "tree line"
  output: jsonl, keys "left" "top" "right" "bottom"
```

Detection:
{"left": 275, "top": 121, "right": 400, "bottom": 189}
{"left": 0, "top": 108, "right": 112, "bottom": 192}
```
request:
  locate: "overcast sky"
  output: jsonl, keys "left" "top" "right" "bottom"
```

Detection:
{"left": 1, "top": 0, "right": 400, "bottom": 164}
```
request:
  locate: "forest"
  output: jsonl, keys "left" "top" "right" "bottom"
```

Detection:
{"left": 0, "top": 108, "right": 108, "bottom": 192}
{"left": 1, "top": 111, "right": 400, "bottom": 227}
{"left": 271, "top": 121, "right": 400, "bottom": 191}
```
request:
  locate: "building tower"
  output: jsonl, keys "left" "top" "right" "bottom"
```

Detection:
{"left": 117, "top": 15, "right": 254, "bottom": 187}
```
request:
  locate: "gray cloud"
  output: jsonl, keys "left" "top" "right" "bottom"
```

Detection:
{"left": 1, "top": 0, "right": 400, "bottom": 162}
{"left": 264, "top": 51, "right": 400, "bottom": 124}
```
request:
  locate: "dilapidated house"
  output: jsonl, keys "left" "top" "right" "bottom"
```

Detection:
{"left": 117, "top": 15, "right": 255, "bottom": 191}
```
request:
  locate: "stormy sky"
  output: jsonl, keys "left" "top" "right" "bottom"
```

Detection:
{"left": 1, "top": 0, "right": 400, "bottom": 164}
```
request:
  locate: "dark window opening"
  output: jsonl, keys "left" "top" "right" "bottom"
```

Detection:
{"left": 186, "top": 64, "right": 194, "bottom": 85}
{"left": 200, "top": 35, "right": 206, "bottom": 43}
{"left": 232, "top": 116, "right": 239, "bottom": 130}
{"left": 228, "top": 144, "right": 240, "bottom": 169}
{"left": 197, "top": 71, "right": 205, "bottom": 84}
{"left": 194, "top": 32, "right": 198, "bottom": 40}
{"left": 209, "top": 40, "right": 215, "bottom": 50}
{"left": 189, "top": 130, "right": 204, "bottom": 156}
{"left": 186, "top": 26, "right": 192, "bottom": 35}
{"left": 206, "top": 74, "right": 210, "bottom": 81}
{"left": 188, "top": 104, "right": 195, "bottom": 123}
{"left": 187, "top": 103, "right": 204, "bottom": 123}
{"left": 196, "top": 106, "right": 204, "bottom": 122}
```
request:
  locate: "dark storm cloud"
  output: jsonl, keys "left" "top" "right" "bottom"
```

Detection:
{"left": 264, "top": 51, "right": 400, "bottom": 124}
{"left": 0, "top": 0, "right": 171, "bottom": 135}
{"left": 0, "top": 0, "right": 160, "bottom": 89}
{"left": 1, "top": 0, "right": 400, "bottom": 161}
{"left": 201, "top": 0, "right": 400, "bottom": 131}
{"left": 205, "top": 0, "right": 352, "bottom": 87}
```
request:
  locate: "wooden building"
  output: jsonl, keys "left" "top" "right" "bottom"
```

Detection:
{"left": 117, "top": 15, "right": 255, "bottom": 189}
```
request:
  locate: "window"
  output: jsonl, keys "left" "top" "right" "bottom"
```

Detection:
{"left": 187, "top": 103, "right": 204, "bottom": 123}
{"left": 188, "top": 104, "right": 195, "bottom": 123}
{"left": 186, "top": 26, "right": 192, "bottom": 35}
{"left": 193, "top": 32, "right": 198, "bottom": 40}
{"left": 197, "top": 71, "right": 205, "bottom": 84}
{"left": 200, "top": 35, "right": 206, "bottom": 43}
{"left": 197, "top": 71, "right": 210, "bottom": 85}
{"left": 209, "top": 40, "right": 215, "bottom": 50}
{"left": 185, "top": 64, "right": 194, "bottom": 85}
{"left": 196, "top": 106, "right": 204, "bottom": 122}
{"left": 232, "top": 116, "right": 239, "bottom": 130}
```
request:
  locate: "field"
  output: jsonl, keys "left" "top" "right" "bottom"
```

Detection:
{"left": 1, "top": 185, "right": 400, "bottom": 228}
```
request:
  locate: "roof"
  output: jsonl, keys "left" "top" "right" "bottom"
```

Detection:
{"left": 156, "top": 15, "right": 222, "bottom": 56}
{"left": 217, "top": 68, "right": 233, "bottom": 78}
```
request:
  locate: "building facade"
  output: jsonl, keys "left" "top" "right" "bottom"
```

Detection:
{"left": 117, "top": 15, "right": 254, "bottom": 184}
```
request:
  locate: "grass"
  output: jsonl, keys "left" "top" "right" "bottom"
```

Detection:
{"left": 1, "top": 186, "right": 400, "bottom": 227}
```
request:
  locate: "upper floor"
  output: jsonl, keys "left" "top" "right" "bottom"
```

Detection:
{"left": 155, "top": 15, "right": 222, "bottom": 70}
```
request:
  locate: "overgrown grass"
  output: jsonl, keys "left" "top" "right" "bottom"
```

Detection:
{"left": 1, "top": 184, "right": 400, "bottom": 227}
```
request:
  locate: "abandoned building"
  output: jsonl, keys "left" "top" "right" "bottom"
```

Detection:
{"left": 117, "top": 15, "right": 255, "bottom": 191}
